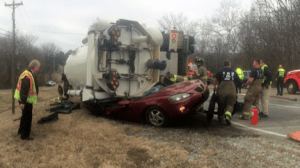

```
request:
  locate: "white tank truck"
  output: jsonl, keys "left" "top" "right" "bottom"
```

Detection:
{"left": 63, "top": 19, "right": 167, "bottom": 103}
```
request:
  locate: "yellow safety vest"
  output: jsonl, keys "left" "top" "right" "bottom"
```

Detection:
{"left": 236, "top": 68, "right": 244, "bottom": 80}
{"left": 278, "top": 68, "right": 285, "bottom": 78}
{"left": 14, "top": 70, "right": 38, "bottom": 104}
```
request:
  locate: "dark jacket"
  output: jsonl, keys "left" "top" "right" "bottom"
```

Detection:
{"left": 20, "top": 70, "right": 39, "bottom": 104}
{"left": 262, "top": 66, "right": 272, "bottom": 87}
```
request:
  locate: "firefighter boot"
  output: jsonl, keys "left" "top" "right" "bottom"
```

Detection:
{"left": 225, "top": 111, "right": 232, "bottom": 126}
{"left": 239, "top": 112, "right": 250, "bottom": 120}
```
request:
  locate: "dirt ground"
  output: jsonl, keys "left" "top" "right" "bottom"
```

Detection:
{"left": 1, "top": 87, "right": 300, "bottom": 168}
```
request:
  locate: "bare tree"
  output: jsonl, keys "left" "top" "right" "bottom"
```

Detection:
{"left": 40, "top": 42, "right": 61, "bottom": 80}
{"left": 158, "top": 13, "right": 199, "bottom": 36}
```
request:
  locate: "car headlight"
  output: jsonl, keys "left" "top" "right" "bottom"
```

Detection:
{"left": 168, "top": 93, "right": 190, "bottom": 103}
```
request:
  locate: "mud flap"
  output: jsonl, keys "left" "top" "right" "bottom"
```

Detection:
{"left": 47, "top": 101, "right": 80, "bottom": 114}
{"left": 37, "top": 112, "right": 59, "bottom": 124}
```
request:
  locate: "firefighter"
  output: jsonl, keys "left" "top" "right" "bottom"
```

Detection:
{"left": 240, "top": 59, "right": 263, "bottom": 120}
{"left": 235, "top": 66, "right": 244, "bottom": 94}
{"left": 188, "top": 57, "right": 208, "bottom": 85}
{"left": 213, "top": 61, "right": 240, "bottom": 125}
{"left": 163, "top": 72, "right": 188, "bottom": 86}
{"left": 259, "top": 60, "right": 272, "bottom": 118}
{"left": 276, "top": 65, "right": 285, "bottom": 96}
{"left": 14, "top": 60, "right": 40, "bottom": 140}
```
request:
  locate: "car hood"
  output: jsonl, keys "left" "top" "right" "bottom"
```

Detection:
{"left": 150, "top": 80, "right": 203, "bottom": 97}
{"left": 288, "top": 69, "right": 300, "bottom": 74}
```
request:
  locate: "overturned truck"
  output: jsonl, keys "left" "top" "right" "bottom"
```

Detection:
{"left": 61, "top": 19, "right": 209, "bottom": 127}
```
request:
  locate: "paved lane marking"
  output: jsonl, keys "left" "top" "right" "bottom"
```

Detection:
{"left": 269, "top": 103, "right": 300, "bottom": 109}
{"left": 256, "top": 126, "right": 300, "bottom": 129}
{"left": 232, "top": 121, "right": 287, "bottom": 138}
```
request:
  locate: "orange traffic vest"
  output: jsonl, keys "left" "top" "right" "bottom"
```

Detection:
{"left": 14, "top": 70, "right": 37, "bottom": 104}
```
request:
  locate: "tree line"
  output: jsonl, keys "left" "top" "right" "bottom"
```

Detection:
{"left": 0, "top": 31, "right": 71, "bottom": 89}
{"left": 158, "top": 0, "right": 300, "bottom": 82}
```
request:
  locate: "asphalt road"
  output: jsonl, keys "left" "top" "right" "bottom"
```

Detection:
{"left": 204, "top": 87, "right": 300, "bottom": 141}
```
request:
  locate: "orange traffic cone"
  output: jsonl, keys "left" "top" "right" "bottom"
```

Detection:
{"left": 289, "top": 131, "right": 300, "bottom": 142}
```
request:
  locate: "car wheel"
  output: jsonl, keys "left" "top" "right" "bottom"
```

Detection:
{"left": 46, "top": 84, "right": 48, "bottom": 87}
{"left": 145, "top": 106, "right": 169, "bottom": 127}
{"left": 287, "top": 81, "right": 297, "bottom": 94}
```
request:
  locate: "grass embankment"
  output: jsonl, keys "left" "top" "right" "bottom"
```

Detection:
{"left": 0, "top": 87, "right": 204, "bottom": 168}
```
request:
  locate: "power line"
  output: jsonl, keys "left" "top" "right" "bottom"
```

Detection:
{"left": 17, "top": 9, "right": 29, "bottom": 31}
{"left": 0, "top": 32, "right": 11, "bottom": 37}
{"left": 0, "top": 27, "right": 11, "bottom": 33}
{"left": 19, "top": 27, "right": 86, "bottom": 35}
{"left": 21, "top": 7, "right": 86, "bottom": 36}
{"left": 20, "top": 7, "right": 42, "bottom": 46}
{"left": 0, "top": 15, "right": 11, "bottom": 22}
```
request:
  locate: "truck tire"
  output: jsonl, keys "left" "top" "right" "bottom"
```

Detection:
{"left": 287, "top": 81, "right": 297, "bottom": 94}
{"left": 145, "top": 106, "right": 169, "bottom": 127}
{"left": 207, "top": 90, "right": 217, "bottom": 124}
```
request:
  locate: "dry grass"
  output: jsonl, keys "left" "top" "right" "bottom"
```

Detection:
{"left": 0, "top": 87, "right": 60, "bottom": 112}
{"left": 0, "top": 88, "right": 203, "bottom": 168}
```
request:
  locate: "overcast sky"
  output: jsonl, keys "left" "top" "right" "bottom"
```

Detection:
{"left": 0, "top": 0, "right": 252, "bottom": 52}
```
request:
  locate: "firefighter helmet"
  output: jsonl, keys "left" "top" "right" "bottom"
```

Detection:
{"left": 195, "top": 57, "right": 204, "bottom": 64}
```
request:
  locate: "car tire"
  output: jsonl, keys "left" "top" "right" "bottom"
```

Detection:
{"left": 46, "top": 84, "right": 48, "bottom": 87}
{"left": 145, "top": 106, "right": 169, "bottom": 127}
{"left": 287, "top": 81, "right": 297, "bottom": 94}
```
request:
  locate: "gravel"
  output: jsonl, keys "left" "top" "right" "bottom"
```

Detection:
{"left": 125, "top": 112, "right": 300, "bottom": 167}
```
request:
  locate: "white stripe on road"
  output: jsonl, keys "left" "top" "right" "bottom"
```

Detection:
{"left": 257, "top": 126, "right": 300, "bottom": 129}
{"left": 232, "top": 121, "right": 287, "bottom": 138}
{"left": 269, "top": 103, "right": 300, "bottom": 109}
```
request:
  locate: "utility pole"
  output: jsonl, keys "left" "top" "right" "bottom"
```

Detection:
{"left": 5, "top": 0, "right": 23, "bottom": 114}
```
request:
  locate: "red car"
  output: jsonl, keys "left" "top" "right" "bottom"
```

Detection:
{"left": 284, "top": 69, "right": 300, "bottom": 94}
{"left": 85, "top": 80, "right": 209, "bottom": 127}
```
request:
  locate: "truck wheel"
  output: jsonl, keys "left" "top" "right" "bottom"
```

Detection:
{"left": 207, "top": 92, "right": 217, "bottom": 124}
{"left": 287, "top": 81, "right": 297, "bottom": 94}
{"left": 145, "top": 106, "right": 169, "bottom": 127}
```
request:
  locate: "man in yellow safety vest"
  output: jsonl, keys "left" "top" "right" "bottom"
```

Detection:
{"left": 258, "top": 60, "right": 272, "bottom": 118}
{"left": 14, "top": 60, "right": 40, "bottom": 140}
{"left": 276, "top": 65, "right": 286, "bottom": 96}
{"left": 235, "top": 66, "right": 244, "bottom": 94}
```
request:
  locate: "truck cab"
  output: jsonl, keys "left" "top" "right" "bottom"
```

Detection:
{"left": 284, "top": 69, "right": 300, "bottom": 94}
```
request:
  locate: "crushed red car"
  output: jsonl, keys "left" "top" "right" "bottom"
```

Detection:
{"left": 85, "top": 80, "right": 209, "bottom": 127}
